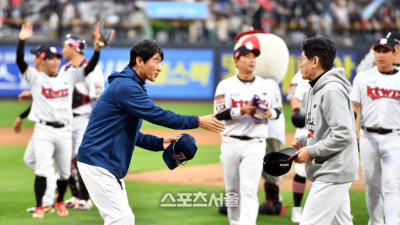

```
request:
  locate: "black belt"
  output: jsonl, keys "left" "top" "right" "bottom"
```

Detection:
{"left": 39, "top": 120, "right": 66, "bottom": 128}
{"left": 229, "top": 135, "right": 254, "bottom": 141}
{"left": 73, "top": 113, "right": 82, "bottom": 117}
{"left": 361, "top": 126, "right": 400, "bottom": 135}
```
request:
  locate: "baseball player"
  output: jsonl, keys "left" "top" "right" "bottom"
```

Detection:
{"left": 356, "top": 31, "right": 400, "bottom": 73}
{"left": 350, "top": 38, "right": 400, "bottom": 225}
{"left": 290, "top": 37, "right": 358, "bottom": 225}
{"left": 214, "top": 39, "right": 281, "bottom": 225}
{"left": 61, "top": 34, "right": 104, "bottom": 211}
{"left": 286, "top": 70, "right": 310, "bottom": 223}
{"left": 259, "top": 77, "right": 288, "bottom": 216}
{"left": 13, "top": 46, "right": 58, "bottom": 214}
{"left": 76, "top": 40, "right": 225, "bottom": 225}
{"left": 16, "top": 23, "right": 104, "bottom": 219}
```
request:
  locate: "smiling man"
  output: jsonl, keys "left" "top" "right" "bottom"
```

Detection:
{"left": 76, "top": 39, "right": 225, "bottom": 225}
{"left": 351, "top": 38, "right": 400, "bottom": 225}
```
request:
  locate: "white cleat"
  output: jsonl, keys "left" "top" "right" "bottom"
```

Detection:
{"left": 291, "top": 206, "right": 302, "bottom": 223}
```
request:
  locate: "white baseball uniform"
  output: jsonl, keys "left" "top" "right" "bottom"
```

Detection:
{"left": 287, "top": 71, "right": 310, "bottom": 177}
{"left": 350, "top": 66, "right": 400, "bottom": 225}
{"left": 214, "top": 75, "right": 281, "bottom": 225}
{"left": 60, "top": 62, "right": 104, "bottom": 157}
{"left": 21, "top": 65, "right": 86, "bottom": 180}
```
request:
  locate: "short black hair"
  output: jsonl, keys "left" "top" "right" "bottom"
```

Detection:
{"left": 301, "top": 37, "right": 337, "bottom": 71}
{"left": 128, "top": 40, "right": 164, "bottom": 67}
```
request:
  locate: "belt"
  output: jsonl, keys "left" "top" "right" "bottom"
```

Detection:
{"left": 39, "top": 120, "right": 66, "bottom": 128}
{"left": 229, "top": 135, "right": 254, "bottom": 141}
{"left": 361, "top": 126, "right": 400, "bottom": 135}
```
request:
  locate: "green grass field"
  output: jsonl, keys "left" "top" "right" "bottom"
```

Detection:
{"left": 0, "top": 100, "right": 369, "bottom": 224}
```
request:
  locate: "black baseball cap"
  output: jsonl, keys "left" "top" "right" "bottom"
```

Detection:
{"left": 163, "top": 133, "right": 197, "bottom": 170}
{"left": 386, "top": 31, "right": 400, "bottom": 44}
{"left": 39, "top": 46, "right": 62, "bottom": 59}
{"left": 30, "top": 45, "right": 45, "bottom": 56}
{"left": 263, "top": 147, "right": 298, "bottom": 176}
{"left": 234, "top": 44, "right": 261, "bottom": 59}
{"left": 373, "top": 38, "right": 396, "bottom": 52}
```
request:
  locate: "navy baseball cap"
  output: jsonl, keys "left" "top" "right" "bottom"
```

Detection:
{"left": 39, "top": 46, "right": 62, "bottom": 59}
{"left": 386, "top": 31, "right": 400, "bottom": 44}
{"left": 163, "top": 133, "right": 197, "bottom": 170}
{"left": 263, "top": 147, "right": 298, "bottom": 176}
{"left": 373, "top": 38, "right": 396, "bottom": 52}
{"left": 30, "top": 45, "right": 45, "bottom": 56}
{"left": 234, "top": 44, "right": 260, "bottom": 59}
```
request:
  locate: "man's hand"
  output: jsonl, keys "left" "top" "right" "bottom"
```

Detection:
{"left": 19, "top": 23, "right": 33, "bottom": 41}
{"left": 93, "top": 22, "right": 104, "bottom": 51}
{"left": 263, "top": 105, "right": 272, "bottom": 118}
{"left": 240, "top": 102, "right": 257, "bottom": 116}
{"left": 18, "top": 91, "right": 32, "bottom": 102}
{"left": 290, "top": 138, "right": 302, "bottom": 150}
{"left": 294, "top": 146, "right": 311, "bottom": 163}
{"left": 163, "top": 136, "right": 179, "bottom": 149}
{"left": 199, "top": 114, "right": 225, "bottom": 133}
{"left": 13, "top": 117, "right": 23, "bottom": 133}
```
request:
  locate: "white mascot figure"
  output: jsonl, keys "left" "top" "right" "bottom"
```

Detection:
{"left": 236, "top": 30, "right": 290, "bottom": 216}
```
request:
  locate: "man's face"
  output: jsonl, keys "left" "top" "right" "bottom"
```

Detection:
{"left": 234, "top": 52, "right": 257, "bottom": 74}
{"left": 374, "top": 47, "right": 395, "bottom": 71}
{"left": 142, "top": 53, "right": 162, "bottom": 82}
{"left": 62, "top": 44, "right": 75, "bottom": 61}
{"left": 299, "top": 52, "right": 313, "bottom": 81}
{"left": 43, "top": 57, "right": 61, "bottom": 76}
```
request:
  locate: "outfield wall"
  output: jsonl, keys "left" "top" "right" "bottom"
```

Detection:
{"left": 0, "top": 44, "right": 369, "bottom": 100}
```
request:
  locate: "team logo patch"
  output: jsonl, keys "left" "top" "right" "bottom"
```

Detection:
{"left": 367, "top": 86, "right": 400, "bottom": 100}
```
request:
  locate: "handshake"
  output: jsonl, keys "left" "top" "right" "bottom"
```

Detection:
{"left": 251, "top": 95, "right": 267, "bottom": 125}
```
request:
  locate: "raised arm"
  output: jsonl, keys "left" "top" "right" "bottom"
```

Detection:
{"left": 16, "top": 24, "right": 33, "bottom": 73}
{"left": 84, "top": 23, "right": 105, "bottom": 76}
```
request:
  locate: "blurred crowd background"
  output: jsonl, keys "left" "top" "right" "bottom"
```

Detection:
{"left": 0, "top": 0, "right": 399, "bottom": 47}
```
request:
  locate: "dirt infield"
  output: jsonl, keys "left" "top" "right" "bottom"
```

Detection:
{"left": 1, "top": 128, "right": 365, "bottom": 190}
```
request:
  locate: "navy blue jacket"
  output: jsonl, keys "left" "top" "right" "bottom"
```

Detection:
{"left": 77, "top": 65, "right": 199, "bottom": 179}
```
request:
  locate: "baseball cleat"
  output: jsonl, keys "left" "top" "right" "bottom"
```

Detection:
{"left": 26, "top": 206, "right": 35, "bottom": 213}
{"left": 74, "top": 199, "right": 93, "bottom": 210}
{"left": 26, "top": 203, "right": 54, "bottom": 213}
{"left": 217, "top": 204, "right": 227, "bottom": 215}
{"left": 291, "top": 206, "right": 302, "bottom": 223}
{"left": 32, "top": 206, "right": 44, "bottom": 219}
{"left": 55, "top": 201, "right": 69, "bottom": 216}
{"left": 43, "top": 204, "right": 55, "bottom": 213}
{"left": 65, "top": 197, "right": 78, "bottom": 208}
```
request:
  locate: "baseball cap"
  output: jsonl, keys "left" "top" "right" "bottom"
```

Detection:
{"left": 386, "top": 31, "right": 400, "bottom": 44}
{"left": 163, "top": 133, "right": 197, "bottom": 170}
{"left": 234, "top": 39, "right": 261, "bottom": 59}
{"left": 263, "top": 147, "right": 298, "bottom": 176}
{"left": 64, "top": 34, "right": 87, "bottom": 54}
{"left": 373, "top": 38, "right": 396, "bottom": 52}
{"left": 30, "top": 45, "right": 45, "bottom": 56}
{"left": 39, "top": 46, "right": 62, "bottom": 59}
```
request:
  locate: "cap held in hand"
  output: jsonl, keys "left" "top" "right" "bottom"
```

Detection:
{"left": 263, "top": 147, "right": 298, "bottom": 176}
{"left": 163, "top": 133, "right": 197, "bottom": 170}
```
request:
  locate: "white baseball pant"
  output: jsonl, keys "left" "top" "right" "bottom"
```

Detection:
{"left": 78, "top": 162, "right": 135, "bottom": 225}
{"left": 71, "top": 115, "right": 90, "bottom": 157}
{"left": 360, "top": 130, "right": 400, "bottom": 225}
{"left": 300, "top": 181, "right": 353, "bottom": 225}
{"left": 33, "top": 123, "right": 71, "bottom": 180}
{"left": 220, "top": 136, "right": 265, "bottom": 225}
{"left": 23, "top": 137, "right": 58, "bottom": 205}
